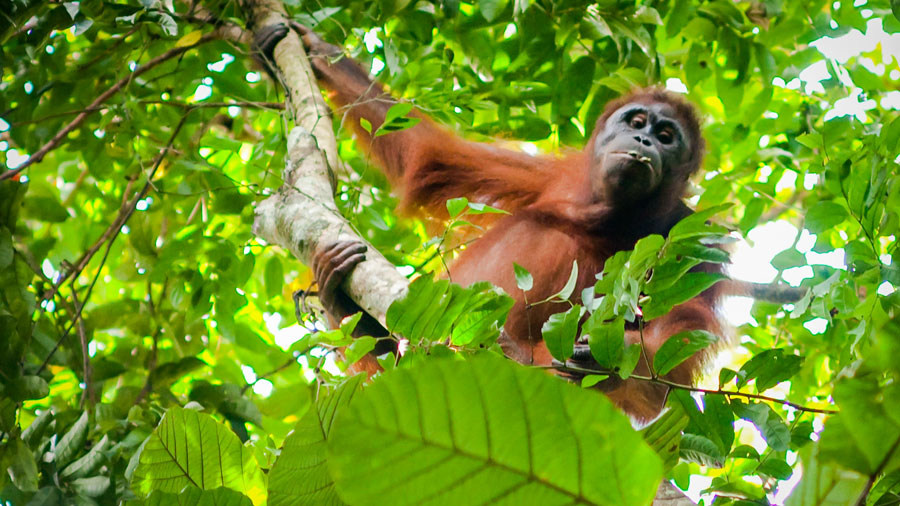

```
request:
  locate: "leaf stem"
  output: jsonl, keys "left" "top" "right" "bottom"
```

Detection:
{"left": 545, "top": 364, "right": 837, "bottom": 414}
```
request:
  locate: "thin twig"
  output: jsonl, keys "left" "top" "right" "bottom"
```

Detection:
{"left": 134, "top": 328, "right": 161, "bottom": 405}
{"left": 75, "top": 25, "right": 141, "bottom": 73}
{"left": 547, "top": 364, "right": 837, "bottom": 414}
{"left": 855, "top": 434, "right": 900, "bottom": 506}
{"left": 10, "top": 101, "right": 284, "bottom": 127}
{"left": 241, "top": 356, "right": 301, "bottom": 394}
{"left": 37, "top": 114, "right": 191, "bottom": 373}
{"left": 71, "top": 289, "right": 94, "bottom": 408}
{"left": 0, "top": 32, "right": 217, "bottom": 182}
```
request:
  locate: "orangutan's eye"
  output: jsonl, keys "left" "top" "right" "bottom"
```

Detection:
{"left": 657, "top": 128, "right": 674, "bottom": 144}
{"left": 630, "top": 114, "right": 647, "bottom": 129}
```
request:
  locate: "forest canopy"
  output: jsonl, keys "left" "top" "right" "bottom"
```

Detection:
{"left": 1, "top": 0, "right": 900, "bottom": 505}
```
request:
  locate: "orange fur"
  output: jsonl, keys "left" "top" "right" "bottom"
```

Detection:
{"left": 311, "top": 49, "right": 723, "bottom": 420}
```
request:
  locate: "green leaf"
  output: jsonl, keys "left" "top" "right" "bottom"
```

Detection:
{"left": 481, "top": 0, "right": 508, "bottom": 21}
{"left": 70, "top": 476, "right": 111, "bottom": 497}
{"left": 771, "top": 248, "right": 806, "bottom": 270}
{"left": 0, "top": 226, "right": 12, "bottom": 269}
{"left": 22, "top": 409, "right": 52, "bottom": 449}
{"left": 758, "top": 459, "right": 793, "bottom": 480}
{"left": 730, "top": 445, "right": 760, "bottom": 460}
{"left": 584, "top": 314, "right": 625, "bottom": 370}
{"left": 670, "top": 390, "right": 733, "bottom": 458}
{"left": 667, "top": 204, "right": 732, "bottom": 241}
{"left": 682, "top": 17, "right": 717, "bottom": 41}
{"left": 268, "top": 376, "right": 362, "bottom": 506}
{"left": 642, "top": 403, "right": 688, "bottom": 470}
{"left": 175, "top": 30, "right": 203, "bottom": 48}
{"left": 328, "top": 354, "right": 663, "bottom": 506}
{"left": 654, "top": 330, "right": 718, "bottom": 376}
{"left": 386, "top": 276, "right": 513, "bottom": 346}
{"left": 131, "top": 407, "right": 266, "bottom": 503}
{"left": 145, "top": 487, "right": 253, "bottom": 506}
{"left": 642, "top": 272, "right": 726, "bottom": 320}
{"left": 150, "top": 357, "right": 207, "bottom": 388}
{"left": 376, "top": 103, "right": 421, "bottom": 136}
{"left": 609, "top": 20, "right": 653, "bottom": 57}
{"left": 737, "top": 349, "right": 803, "bottom": 392}
{"left": 466, "top": 202, "right": 510, "bottom": 215}
{"left": 264, "top": 257, "right": 283, "bottom": 299}
{"left": 513, "top": 262, "right": 533, "bottom": 291}
{"left": 581, "top": 375, "right": 609, "bottom": 388}
{"left": 628, "top": 234, "right": 665, "bottom": 275}
{"left": 339, "top": 312, "right": 363, "bottom": 336}
{"left": 718, "top": 368, "right": 737, "bottom": 389}
{"left": 359, "top": 117, "right": 373, "bottom": 134}
{"left": 54, "top": 410, "right": 89, "bottom": 468}
{"left": 450, "top": 291, "right": 516, "bottom": 346}
{"left": 795, "top": 132, "right": 823, "bottom": 150}
{"left": 61, "top": 435, "right": 110, "bottom": 480}
{"left": 203, "top": 136, "right": 242, "bottom": 152}
{"left": 634, "top": 6, "right": 663, "bottom": 25}
{"left": 341, "top": 336, "right": 377, "bottom": 367}
{"left": 785, "top": 446, "right": 867, "bottom": 506}
{"left": 7, "top": 439, "right": 39, "bottom": 492}
{"left": 819, "top": 378, "right": 900, "bottom": 475}
{"left": 619, "top": 343, "right": 642, "bottom": 379}
{"left": 541, "top": 305, "right": 584, "bottom": 361}
{"left": 24, "top": 196, "right": 69, "bottom": 223}
{"left": 446, "top": 197, "right": 469, "bottom": 218}
{"left": 805, "top": 201, "right": 849, "bottom": 233}
{"left": 679, "top": 433, "right": 725, "bottom": 468}
{"left": 867, "top": 469, "right": 900, "bottom": 506}
{"left": 554, "top": 260, "right": 579, "bottom": 301}
{"left": 10, "top": 375, "right": 49, "bottom": 401}
{"left": 731, "top": 401, "right": 790, "bottom": 452}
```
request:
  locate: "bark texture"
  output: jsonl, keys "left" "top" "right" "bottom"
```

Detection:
{"left": 243, "top": 0, "right": 407, "bottom": 325}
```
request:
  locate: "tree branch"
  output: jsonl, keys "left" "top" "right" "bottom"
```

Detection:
{"left": 0, "top": 30, "right": 222, "bottom": 182}
{"left": 719, "top": 279, "right": 808, "bottom": 304}
{"left": 242, "top": 0, "right": 407, "bottom": 326}
{"left": 37, "top": 114, "right": 190, "bottom": 373}
{"left": 548, "top": 364, "right": 837, "bottom": 414}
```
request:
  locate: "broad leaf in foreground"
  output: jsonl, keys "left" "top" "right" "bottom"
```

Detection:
{"left": 131, "top": 407, "right": 265, "bottom": 503}
{"left": 268, "top": 375, "right": 364, "bottom": 506}
{"left": 144, "top": 486, "right": 252, "bottom": 506}
{"left": 328, "top": 353, "right": 663, "bottom": 505}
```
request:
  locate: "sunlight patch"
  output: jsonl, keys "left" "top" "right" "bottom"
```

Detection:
{"left": 803, "top": 318, "right": 829, "bottom": 334}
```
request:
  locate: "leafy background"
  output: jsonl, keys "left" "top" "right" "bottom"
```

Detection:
{"left": 1, "top": 0, "right": 899, "bottom": 504}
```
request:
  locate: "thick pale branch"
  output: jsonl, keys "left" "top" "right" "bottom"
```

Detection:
{"left": 243, "top": 0, "right": 407, "bottom": 325}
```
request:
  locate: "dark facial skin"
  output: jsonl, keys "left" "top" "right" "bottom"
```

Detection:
{"left": 590, "top": 102, "right": 691, "bottom": 206}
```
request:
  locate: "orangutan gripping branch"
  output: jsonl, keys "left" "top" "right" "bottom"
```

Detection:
{"left": 256, "top": 24, "right": 724, "bottom": 421}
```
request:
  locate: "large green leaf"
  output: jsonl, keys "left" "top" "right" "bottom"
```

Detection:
{"left": 268, "top": 375, "right": 364, "bottom": 506}
{"left": 386, "top": 276, "right": 514, "bottom": 346}
{"left": 328, "top": 354, "right": 663, "bottom": 505}
{"left": 144, "top": 487, "right": 253, "bottom": 506}
{"left": 131, "top": 407, "right": 265, "bottom": 503}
